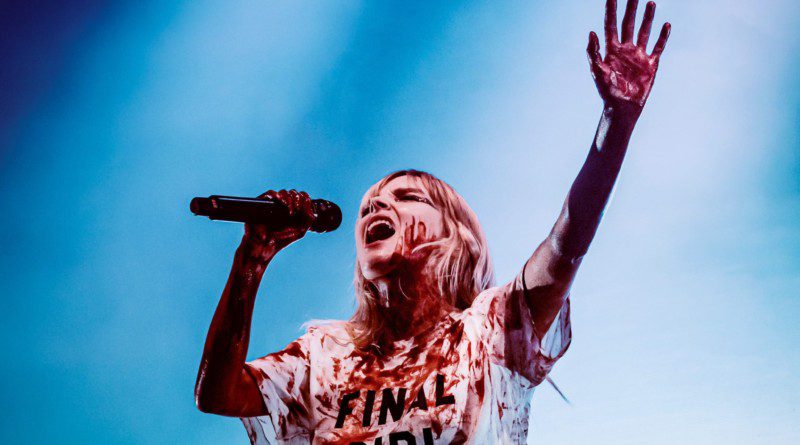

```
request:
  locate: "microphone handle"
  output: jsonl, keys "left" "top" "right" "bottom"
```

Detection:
{"left": 190, "top": 195, "right": 339, "bottom": 233}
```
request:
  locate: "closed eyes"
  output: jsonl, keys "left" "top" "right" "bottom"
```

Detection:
{"left": 399, "top": 194, "right": 432, "bottom": 204}
{"left": 359, "top": 193, "right": 433, "bottom": 217}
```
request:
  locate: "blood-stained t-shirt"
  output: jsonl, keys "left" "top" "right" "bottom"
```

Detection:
{"left": 241, "top": 271, "right": 571, "bottom": 445}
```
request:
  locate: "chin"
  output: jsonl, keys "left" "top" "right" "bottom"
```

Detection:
{"left": 358, "top": 240, "right": 398, "bottom": 280}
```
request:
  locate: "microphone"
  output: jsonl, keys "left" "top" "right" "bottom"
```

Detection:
{"left": 190, "top": 195, "right": 342, "bottom": 233}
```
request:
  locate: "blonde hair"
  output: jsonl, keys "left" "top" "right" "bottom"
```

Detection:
{"left": 348, "top": 170, "right": 494, "bottom": 351}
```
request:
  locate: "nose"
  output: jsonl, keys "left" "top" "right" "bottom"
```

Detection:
{"left": 368, "top": 195, "right": 389, "bottom": 212}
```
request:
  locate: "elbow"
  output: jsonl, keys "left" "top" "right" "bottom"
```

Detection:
{"left": 195, "top": 398, "right": 212, "bottom": 414}
{"left": 194, "top": 371, "right": 258, "bottom": 416}
{"left": 195, "top": 391, "right": 229, "bottom": 415}
{"left": 547, "top": 235, "right": 586, "bottom": 270}
{"left": 194, "top": 380, "right": 225, "bottom": 415}
{"left": 195, "top": 400, "right": 212, "bottom": 414}
{"left": 194, "top": 386, "right": 214, "bottom": 414}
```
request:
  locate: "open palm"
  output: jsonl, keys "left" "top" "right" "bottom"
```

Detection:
{"left": 588, "top": 0, "right": 671, "bottom": 110}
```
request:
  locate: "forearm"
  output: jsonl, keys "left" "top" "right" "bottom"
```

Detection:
{"left": 549, "top": 105, "right": 639, "bottom": 260}
{"left": 195, "top": 242, "right": 274, "bottom": 413}
{"left": 522, "top": 0, "right": 669, "bottom": 336}
{"left": 521, "top": 106, "right": 638, "bottom": 337}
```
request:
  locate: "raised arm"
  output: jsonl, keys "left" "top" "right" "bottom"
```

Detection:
{"left": 194, "top": 190, "right": 313, "bottom": 417}
{"left": 523, "top": 0, "right": 670, "bottom": 339}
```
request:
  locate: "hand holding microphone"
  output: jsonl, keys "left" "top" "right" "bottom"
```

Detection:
{"left": 190, "top": 189, "right": 342, "bottom": 263}
{"left": 243, "top": 190, "right": 313, "bottom": 257}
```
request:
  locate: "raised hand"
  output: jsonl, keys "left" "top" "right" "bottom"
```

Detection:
{"left": 587, "top": 0, "right": 670, "bottom": 113}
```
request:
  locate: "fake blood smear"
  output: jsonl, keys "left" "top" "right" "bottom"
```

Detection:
{"left": 242, "top": 273, "right": 571, "bottom": 444}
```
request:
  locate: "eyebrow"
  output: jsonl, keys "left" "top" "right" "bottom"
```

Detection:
{"left": 391, "top": 187, "right": 428, "bottom": 197}
{"left": 358, "top": 187, "right": 431, "bottom": 213}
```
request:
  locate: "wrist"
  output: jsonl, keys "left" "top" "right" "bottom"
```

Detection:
{"left": 236, "top": 238, "right": 277, "bottom": 269}
{"left": 602, "top": 102, "right": 642, "bottom": 126}
{"left": 592, "top": 104, "right": 639, "bottom": 159}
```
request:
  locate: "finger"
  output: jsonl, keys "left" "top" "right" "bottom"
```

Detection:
{"left": 587, "top": 31, "right": 610, "bottom": 82}
{"left": 259, "top": 189, "right": 279, "bottom": 199}
{"left": 276, "top": 189, "right": 290, "bottom": 214}
{"left": 293, "top": 190, "right": 305, "bottom": 219}
{"left": 637, "top": 1, "right": 655, "bottom": 48}
{"left": 289, "top": 189, "right": 300, "bottom": 216}
{"left": 418, "top": 221, "right": 427, "bottom": 244}
{"left": 621, "top": 0, "right": 638, "bottom": 43}
{"left": 651, "top": 22, "right": 671, "bottom": 58}
{"left": 299, "top": 191, "right": 313, "bottom": 220}
{"left": 403, "top": 219, "right": 414, "bottom": 255}
{"left": 587, "top": 31, "right": 603, "bottom": 66}
{"left": 604, "top": 0, "right": 619, "bottom": 45}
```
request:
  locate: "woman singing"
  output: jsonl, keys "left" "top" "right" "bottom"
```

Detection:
{"left": 195, "top": 1, "right": 670, "bottom": 443}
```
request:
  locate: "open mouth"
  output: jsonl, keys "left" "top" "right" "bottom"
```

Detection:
{"left": 365, "top": 219, "right": 396, "bottom": 245}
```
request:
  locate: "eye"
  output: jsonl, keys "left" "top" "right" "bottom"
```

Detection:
{"left": 400, "top": 194, "right": 431, "bottom": 205}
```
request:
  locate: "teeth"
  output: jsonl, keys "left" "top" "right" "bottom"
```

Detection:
{"left": 367, "top": 219, "right": 392, "bottom": 232}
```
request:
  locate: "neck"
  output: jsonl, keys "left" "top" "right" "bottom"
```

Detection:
{"left": 371, "top": 266, "right": 451, "bottom": 343}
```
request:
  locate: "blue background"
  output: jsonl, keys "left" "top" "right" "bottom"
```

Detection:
{"left": 1, "top": 1, "right": 798, "bottom": 443}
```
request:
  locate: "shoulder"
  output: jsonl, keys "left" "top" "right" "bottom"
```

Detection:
{"left": 467, "top": 274, "right": 524, "bottom": 317}
{"left": 300, "top": 320, "right": 355, "bottom": 353}
{"left": 451, "top": 282, "right": 509, "bottom": 337}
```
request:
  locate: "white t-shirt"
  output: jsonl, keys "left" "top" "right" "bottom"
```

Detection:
{"left": 241, "top": 271, "right": 571, "bottom": 444}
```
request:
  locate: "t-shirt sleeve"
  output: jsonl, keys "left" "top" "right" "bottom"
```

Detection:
{"left": 240, "top": 333, "right": 312, "bottom": 444}
{"left": 467, "top": 268, "right": 571, "bottom": 386}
